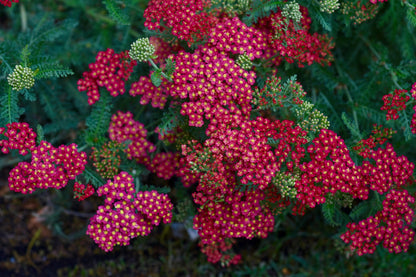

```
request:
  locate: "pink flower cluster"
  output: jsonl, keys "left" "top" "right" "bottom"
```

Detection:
{"left": 380, "top": 89, "right": 409, "bottom": 120}
{"left": 169, "top": 46, "right": 255, "bottom": 127}
{"left": 369, "top": 0, "right": 388, "bottom": 4}
{"left": 0, "top": 0, "right": 18, "bottom": 7}
{"left": 8, "top": 141, "right": 87, "bottom": 194}
{"left": 296, "top": 129, "right": 414, "bottom": 211}
{"left": 108, "top": 111, "right": 155, "bottom": 161}
{"left": 0, "top": 122, "right": 37, "bottom": 155}
{"left": 129, "top": 75, "right": 169, "bottom": 109}
{"left": 207, "top": 17, "right": 267, "bottom": 59}
{"left": 73, "top": 182, "right": 95, "bottom": 201}
{"left": 144, "top": 0, "right": 217, "bottom": 46}
{"left": 77, "top": 49, "right": 137, "bottom": 105}
{"left": 341, "top": 189, "right": 414, "bottom": 255}
{"left": 87, "top": 172, "right": 173, "bottom": 252}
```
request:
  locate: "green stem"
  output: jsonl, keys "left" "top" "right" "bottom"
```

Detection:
{"left": 148, "top": 58, "right": 172, "bottom": 82}
{"left": 20, "top": 4, "right": 27, "bottom": 32}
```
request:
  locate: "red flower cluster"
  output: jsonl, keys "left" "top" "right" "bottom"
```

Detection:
{"left": 257, "top": 8, "right": 334, "bottom": 67}
{"left": 77, "top": 49, "right": 137, "bottom": 105}
{"left": 129, "top": 75, "right": 169, "bottom": 109}
{"left": 380, "top": 89, "right": 409, "bottom": 120}
{"left": 296, "top": 129, "right": 414, "bottom": 211}
{"left": 410, "top": 82, "right": 416, "bottom": 133}
{"left": 87, "top": 172, "right": 173, "bottom": 252}
{"left": 144, "top": 152, "right": 180, "bottom": 180}
{"left": 341, "top": 189, "right": 414, "bottom": 255}
{"left": 143, "top": 0, "right": 217, "bottom": 46}
{"left": 352, "top": 124, "right": 395, "bottom": 158}
{"left": 108, "top": 111, "right": 155, "bottom": 161}
{"left": 74, "top": 182, "right": 95, "bottom": 201}
{"left": 0, "top": 122, "right": 37, "bottom": 155}
{"left": 198, "top": 239, "right": 241, "bottom": 266}
{"left": 8, "top": 141, "right": 87, "bottom": 194}
{"left": 369, "top": 0, "right": 388, "bottom": 3}
{"left": 0, "top": 0, "right": 18, "bottom": 7}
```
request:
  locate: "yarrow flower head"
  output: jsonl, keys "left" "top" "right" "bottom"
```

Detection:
{"left": 74, "top": 182, "right": 95, "bottom": 201}
{"left": 0, "top": 122, "right": 37, "bottom": 155}
{"left": 87, "top": 172, "right": 173, "bottom": 252}
{"left": 7, "top": 65, "right": 35, "bottom": 91}
{"left": 129, "top": 37, "right": 156, "bottom": 62}
{"left": 77, "top": 49, "right": 137, "bottom": 105}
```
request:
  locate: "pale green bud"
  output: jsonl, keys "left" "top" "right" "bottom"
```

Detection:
{"left": 129, "top": 37, "right": 155, "bottom": 62}
{"left": 7, "top": 65, "right": 35, "bottom": 91}
{"left": 281, "top": 1, "right": 302, "bottom": 23}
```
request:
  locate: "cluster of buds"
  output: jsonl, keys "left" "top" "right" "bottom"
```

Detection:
{"left": 73, "top": 182, "right": 95, "bottom": 201}
{"left": 7, "top": 65, "right": 35, "bottom": 91}
{"left": 295, "top": 101, "right": 330, "bottom": 136}
{"left": 235, "top": 53, "right": 253, "bottom": 71}
{"left": 319, "top": 0, "right": 340, "bottom": 14}
{"left": 211, "top": 0, "right": 251, "bottom": 16}
{"left": 91, "top": 140, "right": 123, "bottom": 179}
{"left": 341, "top": 1, "right": 382, "bottom": 25}
{"left": 281, "top": 1, "right": 302, "bottom": 23}
{"left": 253, "top": 75, "right": 306, "bottom": 111}
{"left": 129, "top": 38, "right": 156, "bottom": 62}
{"left": 272, "top": 171, "right": 298, "bottom": 199}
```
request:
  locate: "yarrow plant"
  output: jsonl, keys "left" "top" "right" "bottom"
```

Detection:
{"left": 2, "top": 0, "right": 416, "bottom": 270}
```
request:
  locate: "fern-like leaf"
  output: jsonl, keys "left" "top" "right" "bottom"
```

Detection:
{"left": 33, "top": 62, "right": 74, "bottom": 79}
{"left": 84, "top": 93, "right": 113, "bottom": 146}
{"left": 341, "top": 112, "right": 361, "bottom": 140}
{"left": 0, "top": 86, "right": 24, "bottom": 125}
{"left": 103, "top": 0, "right": 130, "bottom": 25}
{"left": 82, "top": 166, "right": 106, "bottom": 188}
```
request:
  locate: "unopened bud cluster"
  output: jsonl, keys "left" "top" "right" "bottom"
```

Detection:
{"left": 129, "top": 37, "right": 156, "bottom": 62}
{"left": 295, "top": 101, "right": 330, "bottom": 135}
{"left": 320, "top": 0, "right": 340, "bottom": 14}
{"left": 7, "top": 65, "right": 35, "bottom": 91}
{"left": 272, "top": 171, "right": 298, "bottom": 199}
{"left": 236, "top": 53, "right": 253, "bottom": 70}
{"left": 281, "top": 1, "right": 302, "bottom": 23}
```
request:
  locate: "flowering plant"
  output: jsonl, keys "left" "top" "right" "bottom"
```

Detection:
{"left": 1, "top": 0, "right": 416, "bottom": 270}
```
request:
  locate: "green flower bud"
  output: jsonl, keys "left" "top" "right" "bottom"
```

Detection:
{"left": 7, "top": 65, "right": 35, "bottom": 91}
{"left": 320, "top": 0, "right": 340, "bottom": 14}
{"left": 129, "top": 37, "right": 155, "bottom": 62}
{"left": 281, "top": 1, "right": 302, "bottom": 23}
{"left": 236, "top": 53, "right": 253, "bottom": 70}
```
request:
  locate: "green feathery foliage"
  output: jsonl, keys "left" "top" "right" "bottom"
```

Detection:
{"left": 103, "top": 0, "right": 130, "bottom": 25}
{"left": 84, "top": 93, "right": 113, "bottom": 147}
